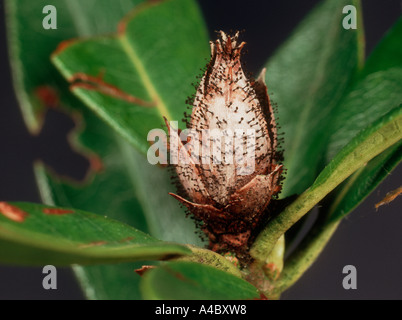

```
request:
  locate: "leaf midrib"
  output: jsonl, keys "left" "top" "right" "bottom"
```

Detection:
{"left": 119, "top": 34, "right": 173, "bottom": 121}
{"left": 65, "top": 0, "right": 173, "bottom": 121}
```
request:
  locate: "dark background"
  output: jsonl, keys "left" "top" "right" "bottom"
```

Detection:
{"left": 0, "top": 0, "right": 401, "bottom": 300}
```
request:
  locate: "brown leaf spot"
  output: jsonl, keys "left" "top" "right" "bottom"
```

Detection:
{"left": 118, "top": 237, "right": 134, "bottom": 243}
{"left": 34, "top": 86, "right": 59, "bottom": 108}
{"left": 78, "top": 241, "right": 108, "bottom": 249}
{"left": 375, "top": 186, "right": 402, "bottom": 211}
{"left": 69, "top": 72, "right": 155, "bottom": 107}
{"left": 0, "top": 202, "right": 28, "bottom": 222}
{"left": 43, "top": 208, "right": 75, "bottom": 215}
{"left": 134, "top": 265, "right": 156, "bottom": 277}
{"left": 89, "top": 154, "right": 104, "bottom": 173}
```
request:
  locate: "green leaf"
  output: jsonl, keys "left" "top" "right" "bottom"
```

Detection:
{"left": 326, "top": 18, "right": 402, "bottom": 161}
{"left": 324, "top": 18, "right": 402, "bottom": 221}
{"left": 5, "top": 0, "right": 146, "bottom": 134}
{"left": 263, "top": 0, "right": 363, "bottom": 196}
{"left": 361, "top": 17, "right": 402, "bottom": 77}
{"left": 310, "top": 107, "right": 401, "bottom": 193}
{"left": 6, "top": 0, "right": 151, "bottom": 232}
{"left": 51, "top": 0, "right": 209, "bottom": 154}
{"left": 6, "top": 0, "right": 151, "bottom": 300}
{"left": 0, "top": 202, "right": 190, "bottom": 265}
{"left": 254, "top": 17, "right": 402, "bottom": 290}
{"left": 251, "top": 106, "right": 402, "bottom": 261}
{"left": 140, "top": 261, "right": 260, "bottom": 300}
{"left": 35, "top": 149, "right": 204, "bottom": 246}
{"left": 326, "top": 69, "right": 402, "bottom": 161}
{"left": 6, "top": 0, "right": 206, "bottom": 299}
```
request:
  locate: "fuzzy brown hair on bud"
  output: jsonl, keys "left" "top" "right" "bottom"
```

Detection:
{"left": 166, "top": 31, "right": 283, "bottom": 260}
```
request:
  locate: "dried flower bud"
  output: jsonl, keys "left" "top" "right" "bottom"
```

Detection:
{"left": 166, "top": 31, "right": 282, "bottom": 257}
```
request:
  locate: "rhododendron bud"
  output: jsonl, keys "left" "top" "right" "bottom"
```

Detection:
{"left": 166, "top": 31, "right": 283, "bottom": 257}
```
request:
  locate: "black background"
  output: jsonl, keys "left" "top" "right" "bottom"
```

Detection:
{"left": 0, "top": 0, "right": 401, "bottom": 300}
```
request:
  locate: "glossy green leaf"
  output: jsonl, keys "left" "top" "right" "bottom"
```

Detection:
{"left": 30, "top": 0, "right": 208, "bottom": 246}
{"left": 326, "top": 69, "right": 402, "bottom": 161}
{"left": 312, "top": 106, "right": 401, "bottom": 193}
{"left": 6, "top": 0, "right": 150, "bottom": 300}
{"left": 140, "top": 261, "right": 260, "bottom": 300}
{"left": 6, "top": 0, "right": 150, "bottom": 230}
{"left": 6, "top": 0, "right": 205, "bottom": 299}
{"left": 5, "top": 0, "right": 145, "bottom": 134}
{"left": 251, "top": 106, "right": 402, "bottom": 261}
{"left": 52, "top": 0, "right": 210, "bottom": 154}
{"left": 361, "top": 17, "right": 402, "bottom": 77}
{"left": 263, "top": 0, "right": 363, "bottom": 197}
{"left": 35, "top": 150, "right": 204, "bottom": 246}
{"left": 0, "top": 202, "right": 190, "bottom": 265}
{"left": 324, "top": 18, "right": 402, "bottom": 222}
{"left": 254, "top": 17, "right": 402, "bottom": 289}
{"left": 327, "top": 18, "right": 402, "bottom": 161}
